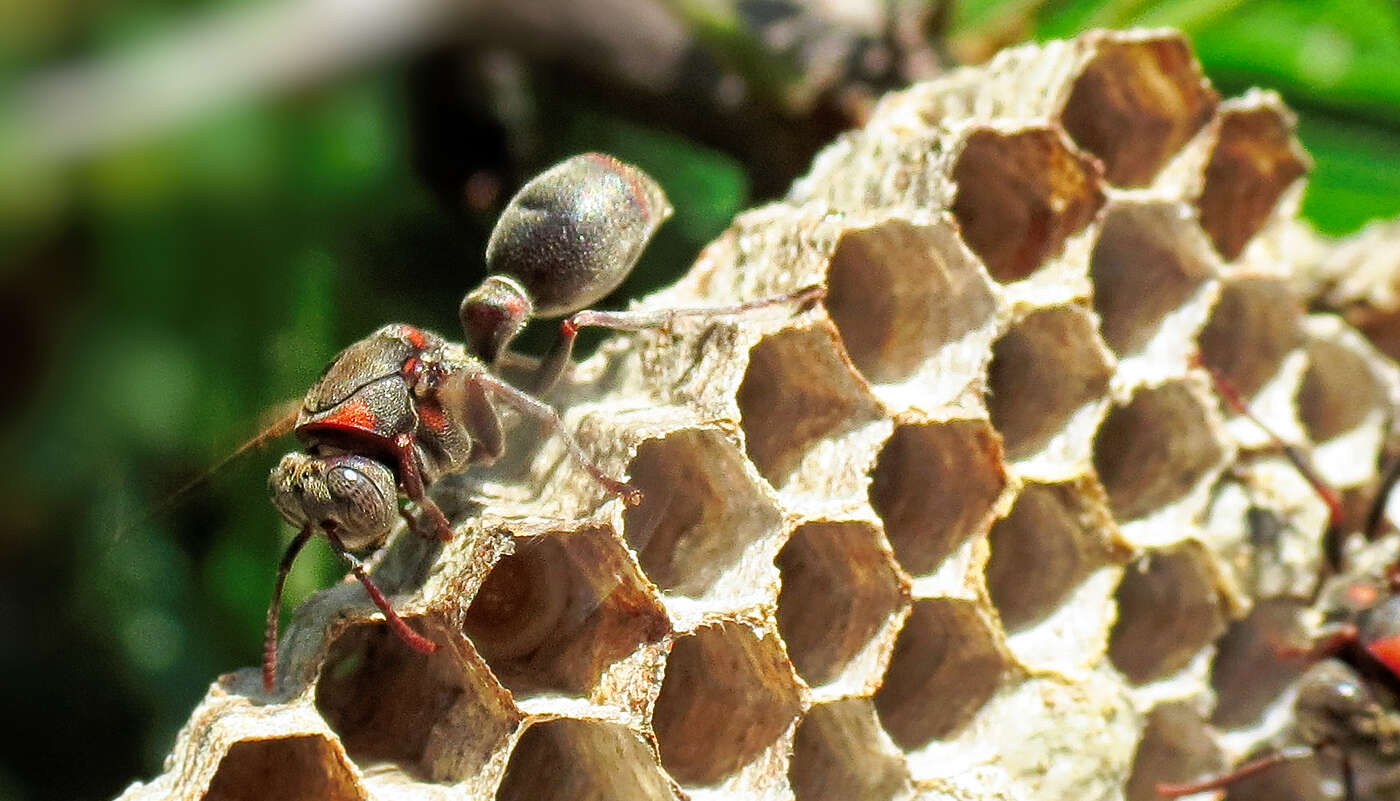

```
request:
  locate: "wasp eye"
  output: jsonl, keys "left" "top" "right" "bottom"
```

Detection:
{"left": 323, "top": 456, "right": 398, "bottom": 551}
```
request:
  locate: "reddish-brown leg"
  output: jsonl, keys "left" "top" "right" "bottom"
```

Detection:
{"left": 324, "top": 527, "right": 436, "bottom": 654}
{"left": 392, "top": 432, "right": 454, "bottom": 541}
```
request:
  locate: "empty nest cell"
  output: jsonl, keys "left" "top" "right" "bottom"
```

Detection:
{"left": 1296, "top": 338, "right": 1383, "bottom": 443}
{"left": 1061, "top": 37, "right": 1218, "bottom": 187}
{"left": 986, "top": 305, "right": 1113, "bottom": 458}
{"left": 985, "top": 480, "right": 1126, "bottom": 631}
{"left": 1108, "top": 543, "right": 1227, "bottom": 684}
{"left": 1209, "top": 598, "right": 1310, "bottom": 729}
{"left": 1197, "top": 105, "right": 1308, "bottom": 261}
{"left": 622, "top": 429, "right": 783, "bottom": 596}
{"left": 201, "top": 736, "right": 364, "bottom": 801}
{"left": 775, "top": 521, "right": 907, "bottom": 686}
{"left": 462, "top": 526, "right": 670, "bottom": 697}
{"left": 824, "top": 219, "right": 995, "bottom": 383}
{"left": 314, "top": 620, "right": 517, "bottom": 782}
{"left": 651, "top": 622, "right": 802, "bottom": 786}
{"left": 1093, "top": 381, "right": 1224, "bottom": 521}
{"left": 1123, "top": 703, "right": 1226, "bottom": 801}
{"left": 873, "top": 599, "right": 1009, "bottom": 749}
{"left": 1196, "top": 277, "right": 1302, "bottom": 400}
{"left": 1090, "top": 201, "right": 1215, "bottom": 356}
{"left": 494, "top": 719, "right": 677, "bottom": 801}
{"left": 790, "top": 699, "right": 909, "bottom": 801}
{"left": 738, "top": 324, "right": 877, "bottom": 485}
{"left": 868, "top": 419, "right": 1007, "bottom": 576}
{"left": 950, "top": 127, "right": 1106, "bottom": 283}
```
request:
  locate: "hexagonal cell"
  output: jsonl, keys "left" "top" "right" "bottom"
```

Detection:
{"left": 1197, "top": 277, "right": 1303, "bottom": 400}
{"left": 986, "top": 306, "right": 1113, "bottom": 458}
{"left": 651, "top": 622, "right": 802, "bottom": 786}
{"left": 776, "top": 521, "right": 907, "bottom": 686}
{"left": 869, "top": 420, "right": 1007, "bottom": 576}
{"left": 738, "top": 324, "right": 878, "bottom": 485}
{"left": 314, "top": 621, "right": 517, "bottom": 781}
{"left": 202, "top": 736, "right": 365, "bottom": 801}
{"left": 873, "top": 599, "right": 1009, "bottom": 749}
{"left": 622, "top": 429, "right": 783, "bottom": 597}
{"left": 1210, "top": 598, "right": 1309, "bottom": 729}
{"left": 824, "top": 219, "right": 996, "bottom": 383}
{"left": 495, "top": 719, "right": 677, "bottom": 801}
{"left": 1108, "top": 543, "right": 1227, "bottom": 684}
{"left": 1123, "top": 703, "right": 1226, "bottom": 801}
{"left": 463, "top": 526, "right": 670, "bottom": 697}
{"left": 1296, "top": 338, "right": 1383, "bottom": 443}
{"left": 985, "top": 481, "right": 1126, "bottom": 631}
{"left": 790, "top": 699, "right": 909, "bottom": 801}
{"left": 1061, "top": 38, "right": 1218, "bottom": 187}
{"left": 1090, "top": 202, "right": 1215, "bottom": 356}
{"left": 1093, "top": 381, "right": 1224, "bottom": 521}
{"left": 950, "top": 127, "right": 1106, "bottom": 283}
{"left": 1197, "top": 105, "right": 1308, "bottom": 261}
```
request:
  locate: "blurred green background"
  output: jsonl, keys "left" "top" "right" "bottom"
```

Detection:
{"left": 1, "top": 1, "right": 1399, "bottom": 799}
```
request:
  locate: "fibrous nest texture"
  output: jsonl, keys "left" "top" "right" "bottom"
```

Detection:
{"left": 119, "top": 28, "right": 1400, "bottom": 801}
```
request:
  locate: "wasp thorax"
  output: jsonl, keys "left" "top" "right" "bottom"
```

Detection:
{"left": 268, "top": 452, "right": 399, "bottom": 551}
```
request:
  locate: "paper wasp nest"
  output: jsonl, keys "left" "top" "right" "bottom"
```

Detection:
{"left": 119, "top": 28, "right": 1400, "bottom": 801}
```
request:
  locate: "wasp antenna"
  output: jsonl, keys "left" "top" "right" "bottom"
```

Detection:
{"left": 158, "top": 400, "right": 300, "bottom": 517}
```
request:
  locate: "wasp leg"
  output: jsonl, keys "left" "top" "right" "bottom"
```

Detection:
{"left": 324, "top": 527, "right": 436, "bottom": 654}
{"left": 531, "top": 284, "right": 826, "bottom": 394}
{"left": 392, "top": 433, "right": 454, "bottom": 541}
{"left": 473, "top": 372, "right": 641, "bottom": 505}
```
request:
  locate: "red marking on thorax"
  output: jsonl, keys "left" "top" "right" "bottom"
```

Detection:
{"left": 1366, "top": 633, "right": 1400, "bottom": 677}
{"left": 315, "top": 397, "right": 379, "bottom": 432}
{"left": 403, "top": 326, "right": 428, "bottom": 349}
{"left": 418, "top": 403, "right": 447, "bottom": 432}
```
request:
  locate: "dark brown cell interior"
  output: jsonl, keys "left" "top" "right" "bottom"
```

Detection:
{"left": 1108, "top": 545, "right": 1227, "bottom": 684}
{"left": 1296, "top": 339, "right": 1381, "bottom": 443}
{"left": 1061, "top": 38, "right": 1218, "bottom": 187}
{"left": 1123, "top": 703, "right": 1226, "bottom": 801}
{"left": 1197, "top": 108, "right": 1308, "bottom": 261}
{"left": 738, "top": 326, "right": 873, "bottom": 485}
{"left": 462, "top": 527, "right": 669, "bottom": 697}
{"left": 202, "top": 736, "right": 364, "bottom": 801}
{"left": 1222, "top": 746, "right": 1330, "bottom": 801}
{"left": 951, "top": 128, "right": 1105, "bottom": 282}
{"left": 790, "top": 700, "right": 908, "bottom": 801}
{"left": 869, "top": 420, "right": 1007, "bottom": 576}
{"left": 776, "top": 522, "right": 906, "bottom": 686}
{"left": 495, "top": 720, "right": 676, "bottom": 801}
{"left": 652, "top": 623, "right": 802, "bottom": 786}
{"left": 623, "top": 429, "right": 782, "bottom": 596}
{"left": 825, "top": 220, "right": 995, "bottom": 383}
{"left": 873, "top": 599, "right": 1008, "bottom": 749}
{"left": 1090, "top": 203, "right": 1213, "bottom": 355}
{"left": 1197, "top": 278, "right": 1302, "bottom": 401}
{"left": 1210, "top": 598, "right": 1309, "bottom": 729}
{"left": 314, "top": 621, "right": 516, "bottom": 781}
{"left": 986, "top": 306, "right": 1113, "bottom": 457}
{"left": 986, "top": 482, "right": 1119, "bottom": 630}
{"left": 1093, "top": 382, "right": 1223, "bottom": 520}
